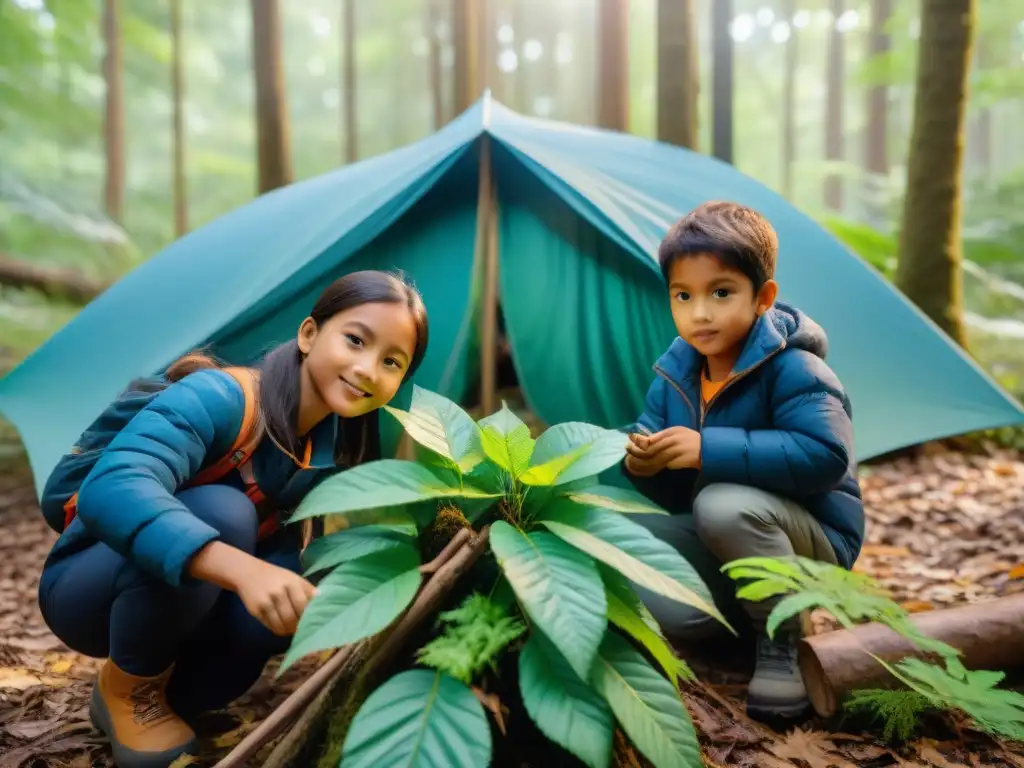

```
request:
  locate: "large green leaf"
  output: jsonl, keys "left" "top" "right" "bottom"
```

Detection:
{"left": 563, "top": 485, "right": 668, "bottom": 515}
{"left": 519, "top": 632, "right": 614, "bottom": 768}
{"left": 590, "top": 632, "right": 702, "bottom": 768}
{"left": 340, "top": 669, "right": 491, "bottom": 768}
{"left": 385, "top": 386, "right": 483, "bottom": 473}
{"left": 528, "top": 423, "right": 628, "bottom": 486}
{"left": 489, "top": 521, "right": 606, "bottom": 680}
{"left": 478, "top": 403, "right": 535, "bottom": 474}
{"left": 281, "top": 545, "right": 422, "bottom": 672}
{"left": 301, "top": 525, "right": 417, "bottom": 576}
{"left": 519, "top": 444, "right": 592, "bottom": 486}
{"left": 465, "top": 454, "right": 509, "bottom": 496}
{"left": 289, "top": 460, "right": 498, "bottom": 523}
{"left": 537, "top": 501, "right": 728, "bottom": 628}
{"left": 602, "top": 569, "right": 694, "bottom": 688}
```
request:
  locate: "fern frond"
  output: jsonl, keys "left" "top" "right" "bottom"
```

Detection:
{"left": 878, "top": 655, "right": 1024, "bottom": 742}
{"left": 722, "top": 555, "right": 960, "bottom": 660}
{"left": 416, "top": 593, "right": 526, "bottom": 685}
{"left": 844, "top": 688, "right": 934, "bottom": 742}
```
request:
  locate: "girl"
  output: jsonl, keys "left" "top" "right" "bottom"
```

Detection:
{"left": 37, "top": 271, "right": 428, "bottom": 768}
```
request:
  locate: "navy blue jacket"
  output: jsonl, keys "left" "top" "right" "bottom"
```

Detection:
{"left": 42, "top": 369, "right": 344, "bottom": 587}
{"left": 628, "top": 302, "right": 864, "bottom": 569}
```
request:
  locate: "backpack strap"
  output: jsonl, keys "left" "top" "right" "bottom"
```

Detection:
{"left": 187, "top": 367, "right": 279, "bottom": 540}
{"left": 186, "top": 367, "right": 265, "bottom": 487}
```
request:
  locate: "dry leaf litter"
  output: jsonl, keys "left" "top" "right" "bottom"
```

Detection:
{"left": 0, "top": 445, "right": 1022, "bottom": 767}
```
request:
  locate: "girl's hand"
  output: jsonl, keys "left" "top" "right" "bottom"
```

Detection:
{"left": 234, "top": 559, "right": 318, "bottom": 636}
{"left": 188, "top": 541, "right": 318, "bottom": 636}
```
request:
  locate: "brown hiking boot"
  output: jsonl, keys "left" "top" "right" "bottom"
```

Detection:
{"left": 89, "top": 659, "right": 199, "bottom": 768}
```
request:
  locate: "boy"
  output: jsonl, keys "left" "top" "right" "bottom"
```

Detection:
{"left": 624, "top": 201, "right": 864, "bottom": 723}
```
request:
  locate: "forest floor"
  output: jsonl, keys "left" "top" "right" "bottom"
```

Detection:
{"left": 0, "top": 445, "right": 1022, "bottom": 768}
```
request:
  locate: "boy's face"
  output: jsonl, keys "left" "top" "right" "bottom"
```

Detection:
{"left": 667, "top": 253, "right": 778, "bottom": 367}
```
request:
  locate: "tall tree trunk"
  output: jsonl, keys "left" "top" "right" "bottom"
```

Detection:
{"left": 512, "top": 0, "right": 527, "bottom": 112}
{"left": 251, "top": 0, "right": 292, "bottom": 193}
{"left": 780, "top": 0, "right": 798, "bottom": 200}
{"left": 477, "top": 0, "right": 494, "bottom": 101}
{"left": 427, "top": 0, "right": 444, "bottom": 128}
{"left": 170, "top": 0, "right": 188, "bottom": 237}
{"left": 824, "top": 0, "right": 845, "bottom": 212}
{"left": 710, "top": 0, "right": 733, "bottom": 163}
{"left": 452, "top": 0, "right": 479, "bottom": 115}
{"left": 864, "top": 0, "right": 891, "bottom": 225}
{"left": 895, "top": 0, "right": 975, "bottom": 346}
{"left": 102, "top": 0, "right": 124, "bottom": 224}
{"left": 342, "top": 0, "right": 357, "bottom": 162}
{"left": 596, "top": 0, "right": 629, "bottom": 131}
{"left": 656, "top": 0, "right": 698, "bottom": 149}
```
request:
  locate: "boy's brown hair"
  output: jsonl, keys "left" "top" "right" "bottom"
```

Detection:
{"left": 657, "top": 201, "right": 778, "bottom": 290}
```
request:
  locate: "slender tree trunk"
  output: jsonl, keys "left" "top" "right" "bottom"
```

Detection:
{"left": 781, "top": 0, "right": 798, "bottom": 200}
{"left": 170, "top": 0, "right": 188, "bottom": 237}
{"left": 427, "top": 0, "right": 444, "bottom": 128}
{"left": 512, "top": 0, "right": 527, "bottom": 112}
{"left": 656, "top": 0, "right": 698, "bottom": 149}
{"left": 710, "top": 0, "right": 733, "bottom": 163}
{"left": 824, "top": 0, "right": 845, "bottom": 212}
{"left": 596, "top": 0, "right": 629, "bottom": 131}
{"left": 251, "top": 0, "right": 292, "bottom": 193}
{"left": 477, "top": 0, "right": 494, "bottom": 101}
{"left": 452, "top": 0, "right": 479, "bottom": 114}
{"left": 342, "top": 0, "right": 357, "bottom": 162}
{"left": 102, "top": 0, "right": 124, "bottom": 223}
{"left": 895, "top": 0, "right": 975, "bottom": 346}
{"left": 864, "top": 0, "right": 891, "bottom": 224}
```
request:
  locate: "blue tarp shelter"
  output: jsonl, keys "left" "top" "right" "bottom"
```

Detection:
{"left": 2, "top": 94, "right": 1022, "bottom": 494}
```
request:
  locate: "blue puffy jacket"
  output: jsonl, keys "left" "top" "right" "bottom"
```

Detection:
{"left": 41, "top": 369, "right": 344, "bottom": 587}
{"left": 627, "top": 301, "right": 865, "bottom": 570}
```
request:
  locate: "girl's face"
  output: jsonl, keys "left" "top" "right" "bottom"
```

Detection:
{"left": 297, "top": 301, "right": 419, "bottom": 420}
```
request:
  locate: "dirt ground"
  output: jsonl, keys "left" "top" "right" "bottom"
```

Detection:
{"left": 1, "top": 445, "right": 1022, "bottom": 768}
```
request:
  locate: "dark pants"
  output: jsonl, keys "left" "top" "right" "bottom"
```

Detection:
{"left": 38, "top": 485, "right": 299, "bottom": 718}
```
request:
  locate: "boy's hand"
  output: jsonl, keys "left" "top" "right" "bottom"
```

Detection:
{"left": 645, "top": 426, "right": 702, "bottom": 470}
{"left": 625, "top": 432, "right": 665, "bottom": 476}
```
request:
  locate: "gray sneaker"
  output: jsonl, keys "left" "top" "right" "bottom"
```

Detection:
{"left": 746, "top": 632, "right": 811, "bottom": 723}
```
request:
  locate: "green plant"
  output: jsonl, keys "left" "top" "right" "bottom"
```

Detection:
{"left": 723, "top": 556, "right": 1024, "bottom": 743}
{"left": 843, "top": 689, "right": 935, "bottom": 742}
{"left": 283, "top": 386, "right": 731, "bottom": 768}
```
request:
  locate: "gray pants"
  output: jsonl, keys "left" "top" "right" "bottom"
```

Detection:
{"left": 631, "top": 482, "right": 838, "bottom": 643}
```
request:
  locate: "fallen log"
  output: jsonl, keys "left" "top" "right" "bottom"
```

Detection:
{"left": 798, "top": 593, "right": 1024, "bottom": 717}
{"left": 215, "top": 526, "right": 487, "bottom": 768}
{"left": 0, "top": 254, "right": 109, "bottom": 303}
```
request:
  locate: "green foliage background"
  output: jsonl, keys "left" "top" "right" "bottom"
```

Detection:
{"left": 2, "top": 0, "right": 1023, "bottom": 399}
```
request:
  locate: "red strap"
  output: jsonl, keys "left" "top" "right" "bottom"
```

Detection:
{"left": 187, "top": 367, "right": 264, "bottom": 487}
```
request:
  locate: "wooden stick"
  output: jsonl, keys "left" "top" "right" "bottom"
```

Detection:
{"left": 476, "top": 135, "right": 499, "bottom": 417}
{"left": 215, "top": 526, "right": 489, "bottom": 768}
{"left": 798, "top": 593, "right": 1024, "bottom": 717}
{"left": 262, "top": 526, "right": 492, "bottom": 768}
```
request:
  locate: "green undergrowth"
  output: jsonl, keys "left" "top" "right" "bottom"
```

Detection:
{"left": 722, "top": 556, "right": 1024, "bottom": 744}
{"left": 285, "top": 385, "right": 726, "bottom": 768}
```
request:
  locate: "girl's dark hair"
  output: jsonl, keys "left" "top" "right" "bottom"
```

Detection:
{"left": 166, "top": 270, "right": 429, "bottom": 468}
